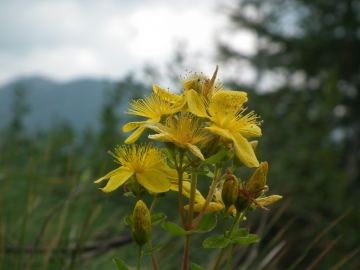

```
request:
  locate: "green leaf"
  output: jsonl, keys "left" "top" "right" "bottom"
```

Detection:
{"left": 142, "top": 244, "right": 163, "bottom": 255}
{"left": 230, "top": 228, "right": 249, "bottom": 238}
{"left": 204, "top": 166, "right": 214, "bottom": 178}
{"left": 185, "top": 168, "right": 209, "bottom": 175}
{"left": 123, "top": 192, "right": 135, "bottom": 197}
{"left": 194, "top": 213, "right": 217, "bottom": 233}
{"left": 202, "top": 149, "right": 229, "bottom": 164}
{"left": 231, "top": 234, "right": 260, "bottom": 245}
{"left": 151, "top": 213, "right": 166, "bottom": 226}
{"left": 112, "top": 258, "right": 129, "bottom": 270}
{"left": 124, "top": 215, "right": 132, "bottom": 226}
{"left": 161, "top": 222, "right": 192, "bottom": 236}
{"left": 166, "top": 158, "right": 176, "bottom": 169}
{"left": 191, "top": 263, "right": 204, "bottom": 270}
{"left": 202, "top": 235, "right": 230, "bottom": 248}
{"left": 161, "top": 148, "right": 173, "bottom": 159}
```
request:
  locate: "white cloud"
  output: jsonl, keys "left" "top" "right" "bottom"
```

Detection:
{"left": 0, "top": 0, "right": 242, "bottom": 86}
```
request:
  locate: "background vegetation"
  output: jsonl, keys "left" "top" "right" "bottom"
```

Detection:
{"left": 1, "top": 0, "right": 359, "bottom": 269}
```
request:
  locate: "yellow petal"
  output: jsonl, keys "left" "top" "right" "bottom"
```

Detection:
{"left": 256, "top": 195, "right": 282, "bottom": 206}
{"left": 123, "top": 122, "right": 145, "bottom": 133}
{"left": 167, "top": 96, "right": 187, "bottom": 114}
{"left": 213, "top": 90, "right": 248, "bottom": 105}
{"left": 239, "top": 125, "right": 262, "bottom": 139}
{"left": 94, "top": 167, "right": 124, "bottom": 183}
{"left": 230, "top": 132, "right": 259, "bottom": 168}
{"left": 184, "top": 202, "right": 224, "bottom": 212}
{"left": 98, "top": 167, "right": 134, "bottom": 193}
{"left": 185, "top": 143, "right": 205, "bottom": 160}
{"left": 185, "top": 90, "right": 208, "bottom": 118}
{"left": 182, "top": 181, "right": 206, "bottom": 203}
{"left": 249, "top": 140, "right": 258, "bottom": 150}
{"left": 124, "top": 126, "right": 146, "bottom": 144}
{"left": 143, "top": 122, "right": 170, "bottom": 134}
{"left": 153, "top": 84, "right": 180, "bottom": 103}
{"left": 154, "top": 162, "right": 178, "bottom": 179}
{"left": 148, "top": 133, "right": 174, "bottom": 142}
{"left": 136, "top": 169, "right": 171, "bottom": 193}
{"left": 205, "top": 125, "right": 232, "bottom": 140}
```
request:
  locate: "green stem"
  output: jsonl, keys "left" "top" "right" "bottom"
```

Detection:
{"left": 182, "top": 234, "right": 192, "bottom": 270}
{"left": 213, "top": 211, "right": 245, "bottom": 270}
{"left": 137, "top": 245, "right": 142, "bottom": 270}
{"left": 192, "top": 166, "right": 222, "bottom": 229}
{"left": 225, "top": 244, "right": 235, "bottom": 270}
{"left": 175, "top": 151, "right": 187, "bottom": 227}
{"left": 186, "top": 172, "right": 198, "bottom": 229}
{"left": 213, "top": 248, "right": 226, "bottom": 270}
{"left": 147, "top": 195, "right": 160, "bottom": 270}
{"left": 222, "top": 217, "right": 227, "bottom": 236}
{"left": 182, "top": 172, "right": 198, "bottom": 270}
{"left": 147, "top": 241, "right": 159, "bottom": 270}
{"left": 149, "top": 195, "right": 160, "bottom": 214}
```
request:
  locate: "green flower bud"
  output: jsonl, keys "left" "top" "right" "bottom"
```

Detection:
{"left": 132, "top": 200, "right": 151, "bottom": 246}
{"left": 234, "top": 194, "right": 251, "bottom": 213}
{"left": 221, "top": 175, "right": 239, "bottom": 208}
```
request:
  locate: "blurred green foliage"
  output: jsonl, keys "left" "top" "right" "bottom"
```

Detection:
{"left": 217, "top": 0, "right": 360, "bottom": 268}
{"left": 1, "top": 0, "right": 360, "bottom": 269}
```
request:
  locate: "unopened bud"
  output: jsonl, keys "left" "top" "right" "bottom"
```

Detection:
{"left": 132, "top": 200, "right": 151, "bottom": 246}
{"left": 234, "top": 194, "right": 252, "bottom": 213}
{"left": 222, "top": 172, "right": 239, "bottom": 208}
{"left": 248, "top": 162, "right": 268, "bottom": 195}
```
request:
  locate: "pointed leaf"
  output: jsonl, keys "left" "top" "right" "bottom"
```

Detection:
{"left": 161, "top": 148, "right": 174, "bottom": 159}
{"left": 194, "top": 213, "right": 217, "bottom": 233}
{"left": 230, "top": 228, "right": 249, "bottom": 239}
{"left": 231, "top": 234, "right": 260, "bottom": 245}
{"left": 166, "top": 158, "right": 176, "bottom": 169}
{"left": 185, "top": 168, "right": 209, "bottom": 175}
{"left": 191, "top": 263, "right": 204, "bottom": 270}
{"left": 142, "top": 244, "right": 163, "bottom": 255}
{"left": 113, "top": 258, "right": 129, "bottom": 270}
{"left": 151, "top": 213, "right": 166, "bottom": 226}
{"left": 123, "top": 192, "right": 135, "bottom": 197}
{"left": 202, "top": 235, "right": 230, "bottom": 248}
{"left": 162, "top": 222, "right": 192, "bottom": 236}
{"left": 124, "top": 215, "right": 132, "bottom": 226}
{"left": 204, "top": 166, "right": 214, "bottom": 178}
{"left": 202, "top": 149, "right": 229, "bottom": 164}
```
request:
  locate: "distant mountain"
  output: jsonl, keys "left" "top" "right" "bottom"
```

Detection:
{"left": 0, "top": 76, "right": 125, "bottom": 132}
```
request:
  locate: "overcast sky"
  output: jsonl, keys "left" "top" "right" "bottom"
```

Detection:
{"left": 0, "top": 0, "right": 258, "bottom": 88}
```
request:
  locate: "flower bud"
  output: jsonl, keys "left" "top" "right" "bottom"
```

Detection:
{"left": 132, "top": 200, "right": 151, "bottom": 246}
{"left": 248, "top": 162, "right": 268, "bottom": 198}
{"left": 221, "top": 174, "right": 239, "bottom": 208}
{"left": 234, "top": 193, "right": 252, "bottom": 213}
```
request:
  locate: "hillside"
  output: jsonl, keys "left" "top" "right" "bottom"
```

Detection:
{"left": 0, "top": 76, "right": 124, "bottom": 132}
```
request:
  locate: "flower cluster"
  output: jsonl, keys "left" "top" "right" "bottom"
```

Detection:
{"left": 94, "top": 66, "right": 282, "bottom": 270}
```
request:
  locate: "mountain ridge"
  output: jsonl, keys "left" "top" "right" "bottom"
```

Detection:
{"left": 0, "top": 76, "right": 123, "bottom": 132}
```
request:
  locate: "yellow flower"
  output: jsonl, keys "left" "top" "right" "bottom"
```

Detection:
{"left": 144, "top": 113, "right": 208, "bottom": 160}
{"left": 94, "top": 143, "right": 175, "bottom": 193}
{"left": 184, "top": 185, "right": 236, "bottom": 216}
{"left": 122, "top": 93, "right": 181, "bottom": 144}
{"left": 153, "top": 66, "right": 248, "bottom": 119}
{"left": 205, "top": 100, "right": 262, "bottom": 168}
{"left": 169, "top": 179, "right": 205, "bottom": 203}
